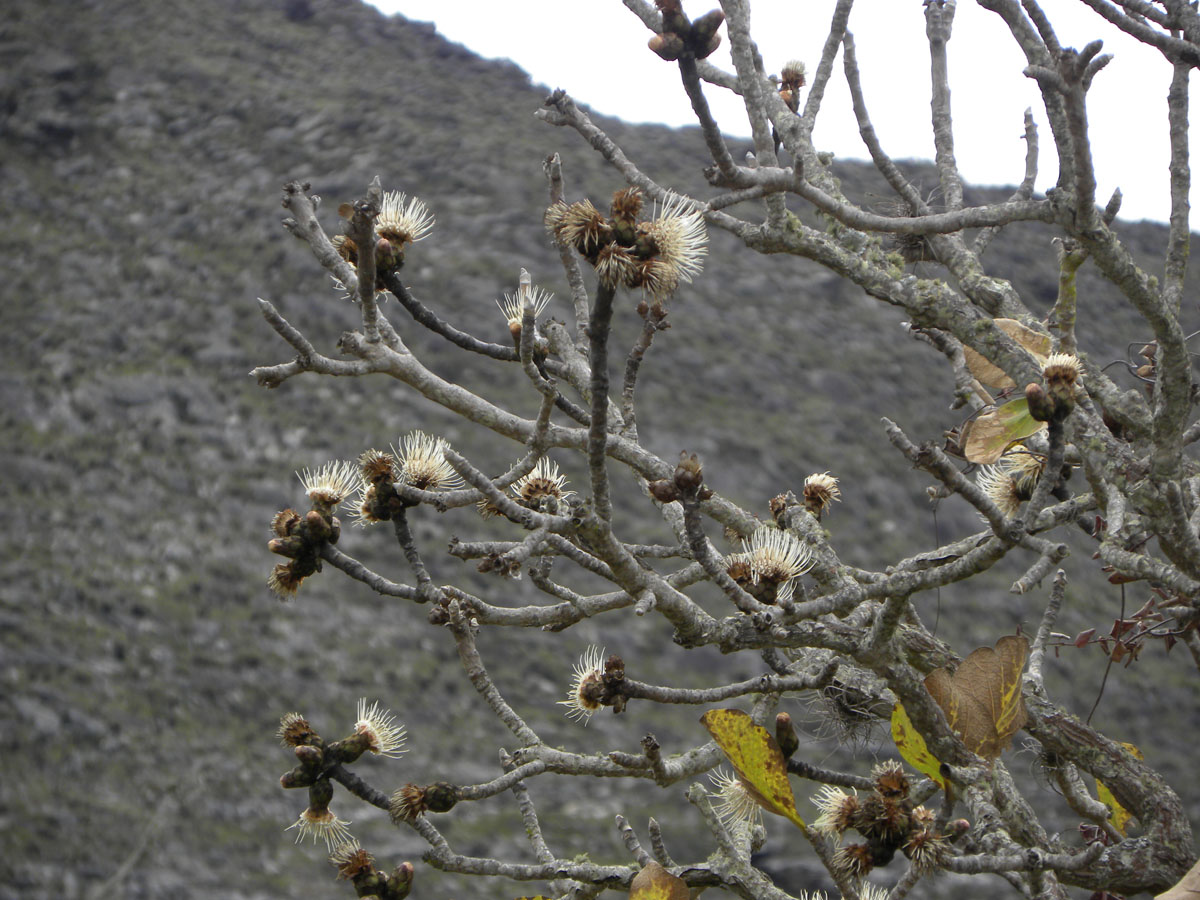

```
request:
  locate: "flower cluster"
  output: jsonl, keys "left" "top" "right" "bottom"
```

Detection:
{"left": 976, "top": 446, "right": 1048, "bottom": 518}
{"left": 331, "top": 189, "right": 434, "bottom": 288}
{"left": 813, "top": 761, "right": 954, "bottom": 881}
{"left": 725, "top": 526, "right": 814, "bottom": 604}
{"left": 545, "top": 188, "right": 706, "bottom": 300}
{"left": 267, "top": 462, "right": 356, "bottom": 599}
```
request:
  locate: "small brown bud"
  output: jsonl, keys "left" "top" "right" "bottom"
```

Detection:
{"left": 423, "top": 781, "right": 459, "bottom": 814}
{"left": 775, "top": 712, "right": 799, "bottom": 759}
{"left": 649, "top": 32, "right": 686, "bottom": 60}
{"left": 690, "top": 10, "right": 725, "bottom": 58}
{"left": 674, "top": 451, "right": 704, "bottom": 492}
{"left": 648, "top": 478, "right": 680, "bottom": 503}
{"left": 387, "top": 862, "right": 415, "bottom": 900}
{"left": 1025, "top": 382, "right": 1056, "bottom": 422}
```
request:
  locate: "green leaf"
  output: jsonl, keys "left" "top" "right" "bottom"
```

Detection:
{"left": 963, "top": 399, "right": 1046, "bottom": 464}
{"left": 890, "top": 702, "right": 947, "bottom": 790}
{"left": 700, "top": 708, "right": 806, "bottom": 830}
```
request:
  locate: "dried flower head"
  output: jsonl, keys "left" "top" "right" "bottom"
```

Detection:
{"left": 871, "top": 760, "right": 910, "bottom": 799}
{"left": 389, "top": 783, "right": 427, "bottom": 823}
{"left": 329, "top": 842, "right": 375, "bottom": 880}
{"left": 377, "top": 190, "right": 434, "bottom": 246}
{"left": 393, "top": 431, "right": 464, "bottom": 491}
{"left": 743, "top": 527, "right": 814, "bottom": 603}
{"left": 709, "top": 767, "right": 764, "bottom": 835}
{"left": 497, "top": 286, "right": 553, "bottom": 332}
{"left": 911, "top": 805, "right": 937, "bottom": 830}
{"left": 999, "top": 446, "right": 1045, "bottom": 495}
{"left": 904, "top": 827, "right": 951, "bottom": 874}
{"left": 545, "top": 198, "right": 607, "bottom": 251}
{"left": 853, "top": 791, "right": 911, "bottom": 843}
{"left": 781, "top": 59, "right": 807, "bottom": 88}
{"left": 558, "top": 645, "right": 606, "bottom": 724}
{"left": 354, "top": 698, "right": 407, "bottom": 758}
{"left": 723, "top": 551, "right": 754, "bottom": 589}
{"left": 286, "top": 807, "right": 354, "bottom": 850}
{"left": 976, "top": 464, "right": 1022, "bottom": 518}
{"left": 512, "top": 457, "right": 574, "bottom": 510}
{"left": 1042, "top": 352, "right": 1081, "bottom": 387}
{"left": 358, "top": 448, "right": 399, "bottom": 484}
{"left": 298, "top": 460, "right": 359, "bottom": 510}
{"left": 803, "top": 472, "right": 841, "bottom": 515}
{"left": 272, "top": 508, "right": 302, "bottom": 537}
{"left": 268, "top": 561, "right": 305, "bottom": 599}
{"left": 278, "top": 711, "right": 318, "bottom": 747}
{"left": 594, "top": 243, "right": 638, "bottom": 290}
{"left": 812, "top": 784, "right": 859, "bottom": 837}
{"left": 831, "top": 842, "right": 875, "bottom": 880}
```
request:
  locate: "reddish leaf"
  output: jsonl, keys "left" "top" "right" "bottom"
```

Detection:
{"left": 1073, "top": 628, "right": 1096, "bottom": 648}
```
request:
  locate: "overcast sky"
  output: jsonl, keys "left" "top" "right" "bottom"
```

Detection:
{"left": 369, "top": 1, "right": 1187, "bottom": 224}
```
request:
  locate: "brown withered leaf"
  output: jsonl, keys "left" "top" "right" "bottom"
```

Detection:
{"left": 961, "top": 398, "right": 1047, "bottom": 464}
{"left": 1156, "top": 857, "right": 1200, "bottom": 899}
{"left": 629, "top": 861, "right": 689, "bottom": 900}
{"left": 924, "top": 635, "right": 1029, "bottom": 759}
{"left": 962, "top": 318, "right": 1051, "bottom": 388}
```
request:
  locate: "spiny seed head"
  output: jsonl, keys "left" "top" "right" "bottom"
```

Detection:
{"left": 545, "top": 198, "right": 607, "bottom": 252}
{"left": 610, "top": 186, "right": 644, "bottom": 224}
{"left": 1043, "top": 352, "right": 1082, "bottom": 388}
{"left": 351, "top": 482, "right": 387, "bottom": 527}
{"left": 272, "top": 508, "right": 302, "bottom": 537}
{"left": 812, "top": 785, "right": 859, "bottom": 836}
{"left": 354, "top": 699, "right": 407, "bottom": 758}
{"left": 853, "top": 792, "right": 911, "bottom": 843}
{"left": 904, "top": 828, "right": 951, "bottom": 874}
{"left": 377, "top": 190, "right": 434, "bottom": 245}
{"left": 594, "top": 243, "right": 637, "bottom": 289}
{"left": 871, "top": 760, "right": 910, "bottom": 799}
{"left": 329, "top": 842, "right": 374, "bottom": 880}
{"left": 286, "top": 806, "right": 354, "bottom": 850}
{"left": 743, "top": 527, "right": 814, "bottom": 603}
{"left": 724, "top": 552, "right": 754, "bottom": 587}
{"left": 640, "top": 195, "right": 707, "bottom": 297}
{"left": 781, "top": 59, "right": 807, "bottom": 88}
{"left": 268, "top": 562, "right": 305, "bottom": 600}
{"left": 709, "top": 767, "right": 764, "bottom": 835}
{"left": 393, "top": 431, "right": 464, "bottom": 491}
{"left": 279, "top": 711, "right": 318, "bottom": 747}
{"left": 831, "top": 843, "right": 874, "bottom": 880}
{"left": 358, "top": 449, "right": 399, "bottom": 484}
{"left": 559, "top": 645, "right": 606, "bottom": 724}
{"left": 298, "top": 460, "right": 359, "bottom": 510}
{"left": 512, "top": 457, "right": 574, "bottom": 509}
{"left": 803, "top": 472, "right": 841, "bottom": 515}
{"left": 389, "top": 783, "right": 427, "bottom": 823}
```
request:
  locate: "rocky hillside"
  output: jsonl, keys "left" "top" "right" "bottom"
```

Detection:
{"left": 1, "top": 0, "right": 1195, "bottom": 898}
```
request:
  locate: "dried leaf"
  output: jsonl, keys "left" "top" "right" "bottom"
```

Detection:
{"left": 1074, "top": 628, "right": 1096, "bottom": 647}
{"left": 1096, "top": 743, "right": 1142, "bottom": 836}
{"left": 962, "top": 318, "right": 1051, "bottom": 388}
{"left": 700, "top": 708, "right": 806, "bottom": 829}
{"left": 890, "top": 702, "right": 947, "bottom": 790}
{"left": 629, "top": 862, "right": 689, "bottom": 900}
{"left": 924, "top": 635, "right": 1029, "bottom": 759}
{"left": 962, "top": 399, "right": 1047, "bottom": 464}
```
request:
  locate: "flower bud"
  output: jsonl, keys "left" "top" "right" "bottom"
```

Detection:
{"left": 386, "top": 862, "right": 415, "bottom": 900}
{"left": 1025, "top": 382, "right": 1056, "bottom": 423}
{"left": 423, "top": 781, "right": 459, "bottom": 814}
{"left": 648, "top": 32, "right": 686, "bottom": 60}
{"left": 673, "top": 451, "right": 704, "bottom": 493}
{"left": 775, "top": 712, "right": 799, "bottom": 759}
{"left": 648, "top": 478, "right": 680, "bottom": 503}
{"left": 690, "top": 10, "right": 725, "bottom": 58}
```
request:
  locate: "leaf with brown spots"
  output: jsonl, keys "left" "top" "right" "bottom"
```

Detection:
{"left": 700, "top": 708, "right": 806, "bottom": 829}
{"left": 924, "top": 635, "right": 1029, "bottom": 759}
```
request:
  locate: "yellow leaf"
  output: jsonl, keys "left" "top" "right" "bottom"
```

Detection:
{"left": 629, "top": 861, "right": 689, "bottom": 900}
{"left": 924, "top": 635, "right": 1029, "bottom": 759}
{"left": 890, "top": 702, "right": 948, "bottom": 790}
{"left": 962, "top": 318, "right": 1051, "bottom": 388}
{"left": 700, "top": 708, "right": 806, "bottom": 830}
{"left": 962, "top": 399, "right": 1047, "bottom": 464}
{"left": 1096, "top": 742, "right": 1143, "bottom": 836}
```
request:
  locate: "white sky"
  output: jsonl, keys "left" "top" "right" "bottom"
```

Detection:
{"left": 370, "top": 1, "right": 1187, "bottom": 224}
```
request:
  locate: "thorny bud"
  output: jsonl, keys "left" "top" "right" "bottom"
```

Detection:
{"left": 389, "top": 783, "right": 427, "bottom": 823}
{"left": 674, "top": 451, "right": 704, "bottom": 493}
{"left": 871, "top": 759, "right": 910, "bottom": 799}
{"left": 330, "top": 842, "right": 375, "bottom": 881}
{"left": 775, "top": 712, "right": 799, "bottom": 759}
{"left": 769, "top": 492, "right": 790, "bottom": 526}
{"left": 272, "top": 508, "right": 302, "bottom": 537}
{"left": 279, "top": 712, "right": 321, "bottom": 749}
{"left": 803, "top": 472, "right": 841, "bottom": 518}
{"left": 610, "top": 186, "right": 644, "bottom": 230}
{"left": 853, "top": 791, "right": 912, "bottom": 844}
{"left": 832, "top": 843, "right": 876, "bottom": 880}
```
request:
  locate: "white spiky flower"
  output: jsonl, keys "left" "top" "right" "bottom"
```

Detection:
{"left": 811, "top": 784, "right": 858, "bottom": 837}
{"left": 354, "top": 698, "right": 407, "bottom": 758}
{"left": 559, "top": 645, "right": 605, "bottom": 724}
{"left": 743, "top": 527, "right": 814, "bottom": 603}
{"left": 709, "top": 767, "right": 763, "bottom": 835}
{"left": 976, "top": 464, "right": 1022, "bottom": 518}
{"left": 999, "top": 446, "right": 1045, "bottom": 494}
{"left": 297, "top": 460, "right": 359, "bottom": 510}
{"left": 803, "top": 472, "right": 841, "bottom": 515}
{"left": 1042, "top": 352, "right": 1081, "bottom": 386}
{"left": 512, "top": 457, "right": 574, "bottom": 510}
{"left": 286, "top": 807, "right": 354, "bottom": 850}
{"left": 377, "top": 190, "right": 435, "bottom": 245}
{"left": 642, "top": 194, "right": 707, "bottom": 298}
{"left": 393, "top": 431, "right": 464, "bottom": 491}
{"left": 497, "top": 286, "right": 553, "bottom": 330}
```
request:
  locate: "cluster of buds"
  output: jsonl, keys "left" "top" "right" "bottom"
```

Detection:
{"left": 268, "top": 461, "right": 358, "bottom": 598}
{"left": 278, "top": 702, "right": 406, "bottom": 850}
{"left": 648, "top": 451, "right": 714, "bottom": 504}
{"left": 1026, "top": 353, "right": 1082, "bottom": 424}
{"left": 388, "top": 781, "right": 460, "bottom": 823}
{"left": 815, "top": 761, "right": 960, "bottom": 880}
{"left": 332, "top": 190, "right": 435, "bottom": 291}
{"left": 559, "top": 646, "right": 629, "bottom": 723}
{"left": 649, "top": 0, "right": 724, "bottom": 60}
{"left": 545, "top": 187, "right": 706, "bottom": 301}
{"left": 354, "top": 432, "right": 464, "bottom": 525}
{"left": 329, "top": 843, "right": 414, "bottom": 900}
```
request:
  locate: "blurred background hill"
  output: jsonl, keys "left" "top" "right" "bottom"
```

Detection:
{"left": 1, "top": 0, "right": 1196, "bottom": 897}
